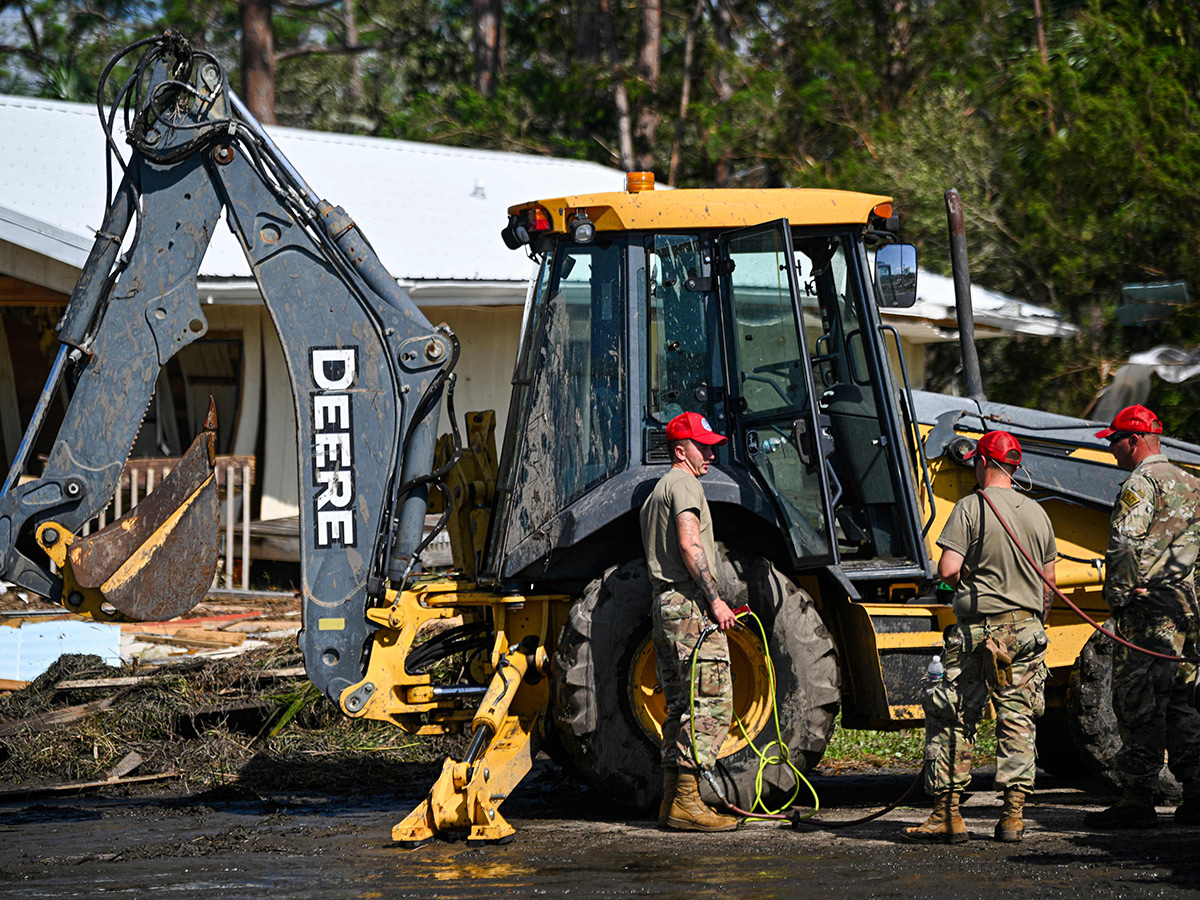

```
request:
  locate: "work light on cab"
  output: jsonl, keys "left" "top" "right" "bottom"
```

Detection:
{"left": 569, "top": 210, "right": 595, "bottom": 244}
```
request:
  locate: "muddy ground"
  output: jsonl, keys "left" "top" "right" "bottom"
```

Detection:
{"left": 3, "top": 760, "right": 1198, "bottom": 899}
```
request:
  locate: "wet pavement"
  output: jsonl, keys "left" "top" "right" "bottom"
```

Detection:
{"left": 2, "top": 762, "right": 1198, "bottom": 899}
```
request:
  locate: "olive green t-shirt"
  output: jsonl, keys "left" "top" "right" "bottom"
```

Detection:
{"left": 937, "top": 487, "right": 1057, "bottom": 617}
{"left": 640, "top": 467, "right": 716, "bottom": 591}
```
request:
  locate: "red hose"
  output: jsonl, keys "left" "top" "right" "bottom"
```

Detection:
{"left": 975, "top": 488, "right": 1199, "bottom": 664}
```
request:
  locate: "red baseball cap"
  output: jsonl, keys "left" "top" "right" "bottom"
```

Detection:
{"left": 1095, "top": 404, "right": 1163, "bottom": 440}
{"left": 964, "top": 430, "right": 1022, "bottom": 465}
{"left": 665, "top": 411, "right": 728, "bottom": 446}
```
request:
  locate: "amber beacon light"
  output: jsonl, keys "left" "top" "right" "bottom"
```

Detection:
{"left": 626, "top": 171, "right": 655, "bottom": 192}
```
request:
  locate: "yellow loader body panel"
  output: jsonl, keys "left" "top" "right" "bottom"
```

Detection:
{"left": 510, "top": 187, "right": 892, "bottom": 233}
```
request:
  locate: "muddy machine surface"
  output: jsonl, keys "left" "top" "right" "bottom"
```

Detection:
{"left": 4, "top": 32, "right": 1199, "bottom": 848}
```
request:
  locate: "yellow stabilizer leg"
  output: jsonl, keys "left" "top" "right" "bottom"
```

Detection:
{"left": 393, "top": 641, "right": 548, "bottom": 847}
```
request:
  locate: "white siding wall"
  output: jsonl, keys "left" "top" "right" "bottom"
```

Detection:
{"left": 254, "top": 303, "right": 524, "bottom": 520}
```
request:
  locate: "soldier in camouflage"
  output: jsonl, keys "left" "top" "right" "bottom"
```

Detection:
{"left": 906, "top": 431, "right": 1057, "bottom": 845}
{"left": 639, "top": 411, "right": 738, "bottom": 832}
{"left": 1085, "top": 405, "right": 1200, "bottom": 830}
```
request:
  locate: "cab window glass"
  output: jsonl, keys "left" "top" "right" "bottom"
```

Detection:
{"left": 647, "top": 234, "right": 715, "bottom": 426}
{"left": 796, "top": 237, "right": 869, "bottom": 391}
{"left": 503, "top": 239, "right": 628, "bottom": 544}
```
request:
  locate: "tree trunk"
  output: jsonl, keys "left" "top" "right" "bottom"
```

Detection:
{"left": 711, "top": 0, "right": 734, "bottom": 185}
{"left": 473, "top": 0, "right": 503, "bottom": 97}
{"left": 633, "top": 0, "right": 662, "bottom": 172}
{"left": 601, "top": 0, "right": 634, "bottom": 171}
{"left": 571, "top": 0, "right": 602, "bottom": 142}
{"left": 240, "top": 0, "right": 276, "bottom": 124}
{"left": 885, "top": 0, "right": 911, "bottom": 113}
{"left": 669, "top": 0, "right": 705, "bottom": 186}
{"left": 344, "top": 0, "right": 362, "bottom": 108}
{"left": 575, "top": 0, "right": 601, "bottom": 54}
{"left": 1033, "top": 0, "right": 1057, "bottom": 137}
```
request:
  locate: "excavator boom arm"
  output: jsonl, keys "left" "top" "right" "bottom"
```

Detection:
{"left": 0, "top": 33, "right": 456, "bottom": 700}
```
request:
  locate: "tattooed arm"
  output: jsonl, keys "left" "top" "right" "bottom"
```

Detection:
{"left": 677, "top": 510, "right": 735, "bottom": 631}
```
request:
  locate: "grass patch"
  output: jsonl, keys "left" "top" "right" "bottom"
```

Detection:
{"left": 821, "top": 714, "right": 996, "bottom": 771}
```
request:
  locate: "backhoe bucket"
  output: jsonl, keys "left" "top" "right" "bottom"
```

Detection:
{"left": 66, "top": 402, "right": 220, "bottom": 621}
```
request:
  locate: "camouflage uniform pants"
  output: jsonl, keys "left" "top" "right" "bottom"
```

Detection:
{"left": 1112, "top": 601, "right": 1200, "bottom": 800}
{"left": 651, "top": 587, "right": 732, "bottom": 772}
{"left": 923, "top": 616, "right": 1048, "bottom": 794}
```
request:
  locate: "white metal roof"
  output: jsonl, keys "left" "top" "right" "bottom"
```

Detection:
{"left": 0, "top": 94, "right": 623, "bottom": 281}
{"left": 0, "top": 94, "right": 1075, "bottom": 339}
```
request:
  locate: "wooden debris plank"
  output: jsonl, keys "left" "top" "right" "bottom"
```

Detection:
{"left": 0, "top": 678, "right": 31, "bottom": 692}
{"left": 120, "top": 612, "right": 263, "bottom": 635}
{"left": 260, "top": 666, "right": 306, "bottom": 679}
{"left": 0, "top": 614, "right": 72, "bottom": 625}
{"left": 223, "top": 619, "right": 302, "bottom": 634}
{"left": 57, "top": 676, "right": 149, "bottom": 690}
{"left": 57, "top": 666, "right": 305, "bottom": 690}
{"left": 136, "top": 631, "right": 246, "bottom": 649}
{"left": 171, "top": 627, "right": 247, "bottom": 645}
{"left": 0, "top": 771, "right": 177, "bottom": 800}
{"left": 0, "top": 696, "right": 118, "bottom": 737}
{"left": 176, "top": 699, "right": 275, "bottom": 739}
{"left": 105, "top": 750, "right": 143, "bottom": 780}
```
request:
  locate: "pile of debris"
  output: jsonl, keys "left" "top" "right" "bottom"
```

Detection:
{"left": 0, "top": 596, "right": 464, "bottom": 799}
{"left": 0, "top": 585, "right": 304, "bottom": 681}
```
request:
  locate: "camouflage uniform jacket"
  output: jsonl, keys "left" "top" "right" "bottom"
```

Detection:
{"left": 1105, "top": 453, "right": 1200, "bottom": 617}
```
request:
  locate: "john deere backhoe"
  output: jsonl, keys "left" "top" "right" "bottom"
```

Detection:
{"left": 3, "top": 33, "right": 1197, "bottom": 846}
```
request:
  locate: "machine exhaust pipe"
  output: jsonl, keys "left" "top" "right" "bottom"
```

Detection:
{"left": 944, "top": 189, "right": 987, "bottom": 402}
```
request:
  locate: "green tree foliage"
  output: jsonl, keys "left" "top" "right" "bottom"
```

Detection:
{"left": 974, "top": 1, "right": 1200, "bottom": 432}
{"left": 1, "top": 0, "right": 1198, "bottom": 435}
{"left": 0, "top": 1, "right": 161, "bottom": 100}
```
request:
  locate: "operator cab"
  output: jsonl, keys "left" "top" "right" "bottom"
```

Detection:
{"left": 489, "top": 174, "right": 931, "bottom": 589}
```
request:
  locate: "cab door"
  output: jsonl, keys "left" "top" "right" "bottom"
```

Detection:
{"left": 719, "top": 220, "right": 835, "bottom": 566}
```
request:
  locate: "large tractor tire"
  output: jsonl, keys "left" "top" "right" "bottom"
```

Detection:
{"left": 550, "top": 546, "right": 840, "bottom": 813}
{"left": 1066, "top": 629, "right": 1181, "bottom": 799}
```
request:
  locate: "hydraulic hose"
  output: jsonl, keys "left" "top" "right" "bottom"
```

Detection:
{"left": 789, "top": 766, "right": 926, "bottom": 830}
{"left": 687, "top": 611, "right": 808, "bottom": 821}
{"left": 686, "top": 608, "right": 926, "bottom": 826}
{"left": 975, "top": 488, "right": 1200, "bottom": 664}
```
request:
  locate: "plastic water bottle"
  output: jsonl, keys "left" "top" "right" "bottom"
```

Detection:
{"left": 927, "top": 654, "right": 945, "bottom": 683}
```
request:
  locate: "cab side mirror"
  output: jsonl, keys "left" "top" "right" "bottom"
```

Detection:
{"left": 875, "top": 244, "right": 918, "bottom": 308}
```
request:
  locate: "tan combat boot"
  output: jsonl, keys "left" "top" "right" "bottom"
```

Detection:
{"left": 995, "top": 789, "right": 1027, "bottom": 842}
{"left": 657, "top": 766, "right": 679, "bottom": 828}
{"left": 903, "top": 791, "right": 969, "bottom": 843}
{"left": 666, "top": 770, "right": 739, "bottom": 832}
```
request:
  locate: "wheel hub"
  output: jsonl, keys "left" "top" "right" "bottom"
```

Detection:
{"left": 626, "top": 626, "right": 775, "bottom": 758}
